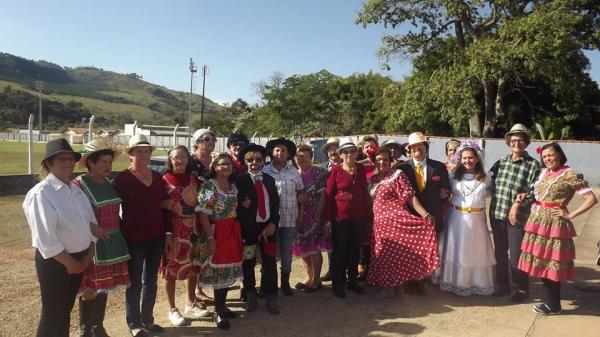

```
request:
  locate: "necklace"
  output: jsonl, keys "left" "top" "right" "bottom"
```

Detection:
{"left": 460, "top": 175, "right": 481, "bottom": 197}
{"left": 215, "top": 178, "right": 231, "bottom": 192}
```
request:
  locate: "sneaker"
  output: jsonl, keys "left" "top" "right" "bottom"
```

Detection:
{"left": 532, "top": 303, "right": 561, "bottom": 315}
{"left": 142, "top": 323, "right": 164, "bottom": 333}
{"left": 168, "top": 308, "right": 188, "bottom": 326}
{"left": 184, "top": 302, "right": 210, "bottom": 319}
{"left": 214, "top": 313, "right": 230, "bottom": 330}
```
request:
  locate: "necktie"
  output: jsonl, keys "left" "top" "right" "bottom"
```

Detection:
{"left": 255, "top": 179, "right": 267, "bottom": 219}
{"left": 416, "top": 162, "right": 425, "bottom": 192}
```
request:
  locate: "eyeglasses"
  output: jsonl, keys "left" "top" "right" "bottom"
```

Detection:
{"left": 198, "top": 136, "right": 216, "bottom": 143}
{"left": 245, "top": 157, "right": 263, "bottom": 163}
{"left": 510, "top": 139, "right": 525, "bottom": 144}
{"left": 217, "top": 162, "right": 233, "bottom": 167}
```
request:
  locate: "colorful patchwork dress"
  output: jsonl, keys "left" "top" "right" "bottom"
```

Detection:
{"left": 73, "top": 175, "right": 130, "bottom": 294}
{"left": 518, "top": 167, "right": 591, "bottom": 281}
{"left": 160, "top": 172, "right": 203, "bottom": 280}
{"left": 292, "top": 166, "right": 331, "bottom": 256}
{"left": 196, "top": 179, "right": 243, "bottom": 289}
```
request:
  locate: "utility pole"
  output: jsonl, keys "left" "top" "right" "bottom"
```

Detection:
{"left": 200, "top": 65, "right": 208, "bottom": 128}
{"left": 35, "top": 81, "right": 44, "bottom": 141}
{"left": 188, "top": 58, "right": 197, "bottom": 148}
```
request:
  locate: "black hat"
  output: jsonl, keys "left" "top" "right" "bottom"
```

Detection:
{"left": 265, "top": 137, "right": 296, "bottom": 159}
{"left": 41, "top": 138, "right": 82, "bottom": 166}
{"left": 238, "top": 143, "right": 267, "bottom": 163}
{"left": 227, "top": 131, "right": 250, "bottom": 147}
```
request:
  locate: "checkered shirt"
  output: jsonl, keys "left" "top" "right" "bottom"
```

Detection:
{"left": 489, "top": 152, "right": 541, "bottom": 225}
{"left": 263, "top": 163, "right": 305, "bottom": 228}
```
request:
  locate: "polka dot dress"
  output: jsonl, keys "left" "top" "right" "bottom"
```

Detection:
{"left": 367, "top": 170, "right": 440, "bottom": 287}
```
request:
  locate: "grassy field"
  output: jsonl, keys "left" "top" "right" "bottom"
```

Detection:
{"left": 0, "top": 140, "right": 132, "bottom": 175}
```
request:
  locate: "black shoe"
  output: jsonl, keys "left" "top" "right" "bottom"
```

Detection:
{"left": 532, "top": 303, "right": 561, "bottom": 315}
{"left": 321, "top": 271, "right": 332, "bottom": 282}
{"left": 266, "top": 295, "right": 280, "bottom": 315}
{"left": 257, "top": 289, "right": 267, "bottom": 299}
{"left": 223, "top": 309, "right": 237, "bottom": 319}
{"left": 510, "top": 291, "right": 529, "bottom": 303}
{"left": 214, "top": 314, "right": 230, "bottom": 330}
{"left": 333, "top": 287, "right": 346, "bottom": 298}
{"left": 347, "top": 282, "right": 365, "bottom": 295}
{"left": 142, "top": 323, "right": 164, "bottom": 333}
{"left": 129, "top": 329, "right": 148, "bottom": 337}
{"left": 245, "top": 291, "right": 257, "bottom": 312}
{"left": 281, "top": 272, "right": 294, "bottom": 296}
{"left": 92, "top": 326, "right": 110, "bottom": 337}
{"left": 493, "top": 285, "right": 511, "bottom": 297}
{"left": 240, "top": 287, "right": 247, "bottom": 302}
{"left": 295, "top": 282, "right": 307, "bottom": 290}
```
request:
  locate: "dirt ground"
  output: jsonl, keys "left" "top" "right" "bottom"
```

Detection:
{"left": 1, "top": 193, "right": 599, "bottom": 337}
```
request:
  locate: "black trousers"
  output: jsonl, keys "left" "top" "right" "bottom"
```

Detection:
{"left": 542, "top": 278, "right": 561, "bottom": 310}
{"left": 35, "top": 249, "right": 86, "bottom": 337}
{"left": 214, "top": 287, "right": 229, "bottom": 315}
{"left": 242, "top": 240, "right": 278, "bottom": 295}
{"left": 332, "top": 219, "right": 361, "bottom": 289}
{"left": 79, "top": 293, "right": 108, "bottom": 337}
{"left": 490, "top": 219, "right": 529, "bottom": 292}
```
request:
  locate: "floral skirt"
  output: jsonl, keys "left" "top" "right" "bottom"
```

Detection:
{"left": 160, "top": 216, "right": 200, "bottom": 281}
{"left": 518, "top": 206, "right": 576, "bottom": 282}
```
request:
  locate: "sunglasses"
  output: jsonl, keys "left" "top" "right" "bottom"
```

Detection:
{"left": 217, "top": 162, "right": 233, "bottom": 167}
{"left": 245, "top": 157, "right": 263, "bottom": 163}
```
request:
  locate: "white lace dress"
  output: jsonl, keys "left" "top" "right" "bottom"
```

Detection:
{"left": 436, "top": 172, "right": 496, "bottom": 296}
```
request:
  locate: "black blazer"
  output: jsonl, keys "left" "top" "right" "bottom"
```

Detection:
{"left": 235, "top": 172, "right": 280, "bottom": 245}
{"left": 398, "top": 158, "right": 450, "bottom": 234}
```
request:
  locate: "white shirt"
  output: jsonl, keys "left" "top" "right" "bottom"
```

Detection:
{"left": 249, "top": 171, "right": 271, "bottom": 223}
{"left": 412, "top": 158, "right": 428, "bottom": 183}
{"left": 23, "top": 173, "right": 97, "bottom": 259}
{"left": 262, "top": 163, "right": 305, "bottom": 228}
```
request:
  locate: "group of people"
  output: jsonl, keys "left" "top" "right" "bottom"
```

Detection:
{"left": 23, "top": 123, "right": 597, "bottom": 337}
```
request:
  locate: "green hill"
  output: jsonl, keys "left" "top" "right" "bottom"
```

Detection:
{"left": 0, "top": 52, "right": 223, "bottom": 129}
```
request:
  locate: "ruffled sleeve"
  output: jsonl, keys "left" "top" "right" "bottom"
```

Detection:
{"left": 196, "top": 180, "right": 217, "bottom": 215}
{"left": 565, "top": 170, "right": 592, "bottom": 195}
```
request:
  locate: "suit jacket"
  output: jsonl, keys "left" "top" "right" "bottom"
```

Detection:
{"left": 398, "top": 158, "right": 450, "bottom": 234}
{"left": 235, "top": 172, "right": 280, "bottom": 245}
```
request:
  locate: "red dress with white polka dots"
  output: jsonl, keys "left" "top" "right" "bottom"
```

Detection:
{"left": 367, "top": 170, "right": 440, "bottom": 287}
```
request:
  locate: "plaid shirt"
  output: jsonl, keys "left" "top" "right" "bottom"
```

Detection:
{"left": 489, "top": 152, "right": 541, "bottom": 225}
{"left": 263, "top": 163, "right": 305, "bottom": 228}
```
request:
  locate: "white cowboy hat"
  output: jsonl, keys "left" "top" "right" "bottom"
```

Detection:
{"left": 320, "top": 137, "right": 340, "bottom": 155}
{"left": 405, "top": 132, "right": 429, "bottom": 150}
{"left": 192, "top": 127, "right": 216, "bottom": 144}
{"left": 78, "top": 137, "right": 123, "bottom": 169}
{"left": 126, "top": 134, "right": 156, "bottom": 154}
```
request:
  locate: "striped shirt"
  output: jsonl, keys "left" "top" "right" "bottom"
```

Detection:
{"left": 263, "top": 163, "right": 305, "bottom": 228}
{"left": 489, "top": 152, "right": 541, "bottom": 225}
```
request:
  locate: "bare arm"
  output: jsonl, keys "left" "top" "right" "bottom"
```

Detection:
{"left": 552, "top": 191, "right": 598, "bottom": 220}
{"left": 199, "top": 212, "right": 215, "bottom": 253}
{"left": 407, "top": 196, "right": 435, "bottom": 227}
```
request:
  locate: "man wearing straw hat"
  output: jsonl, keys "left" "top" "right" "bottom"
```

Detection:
{"left": 398, "top": 131, "right": 450, "bottom": 295}
{"left": 489, "top": 123, "right": 540, "bottom": 302}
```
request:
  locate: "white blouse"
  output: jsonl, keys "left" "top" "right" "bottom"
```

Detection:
{"left": 23, "top": 173, "right": 97, "bottom": 259}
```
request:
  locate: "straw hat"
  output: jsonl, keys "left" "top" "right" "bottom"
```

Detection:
{"left": 78, "top": 137, "right": 123, "bottom": 169}
{"left": 337, "top": 137, "right": 357, "bottom": 152}
{"left": 320, "top": 137, "right": 340, "bottom": 155}
{"left": 41, "top": 138, "right": 81, "bottom": 166}
{"left": 405, "top": 132, "right": 429, "bottom": 150}
{"left": 504, "top": 124, "right": 531, "bottom": 145}
{"left": 126, "top": 134, "right": 156, "bottom": 154}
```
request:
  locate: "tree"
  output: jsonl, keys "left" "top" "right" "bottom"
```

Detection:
{"left": 357, "top": 0, "right": 600, "bottom": 137}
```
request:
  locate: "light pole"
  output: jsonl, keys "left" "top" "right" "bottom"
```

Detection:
{"left": 200, "top": 65, "right": 208, "bottom": 128}
{"left": 35, "top": 81, "right": 44, "bottom": 141}
{"left": 188, "top": 58, "right": 197, "bottom": 148}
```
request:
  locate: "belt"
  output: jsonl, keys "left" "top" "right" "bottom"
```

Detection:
{"left": 535, "top": 200, "right": 563, "bottom": 208}
{"left": 452, "top": 204, "right": 485, "bottom": 213}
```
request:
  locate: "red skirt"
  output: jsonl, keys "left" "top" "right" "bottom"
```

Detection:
{"left": 211, "top": 218, "right": 243, "bottom": 267}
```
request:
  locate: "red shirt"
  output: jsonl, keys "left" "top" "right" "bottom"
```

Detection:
{"left": 113, "top": 169, "right": 170, "bottom": 242}
{"left": 325, "top": 164, "right": 369, "bottom": 222}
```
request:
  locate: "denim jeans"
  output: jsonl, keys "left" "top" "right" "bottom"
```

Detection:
{"left": 277, "top": 227, "right": 297, "bottom": 274}
{"left": 125, "top": 237, "right": 164, "bottom": 329}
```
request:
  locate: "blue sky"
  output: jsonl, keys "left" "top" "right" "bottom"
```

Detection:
{"left": 1, "top": 0, "right": 599, "bottom": 105}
